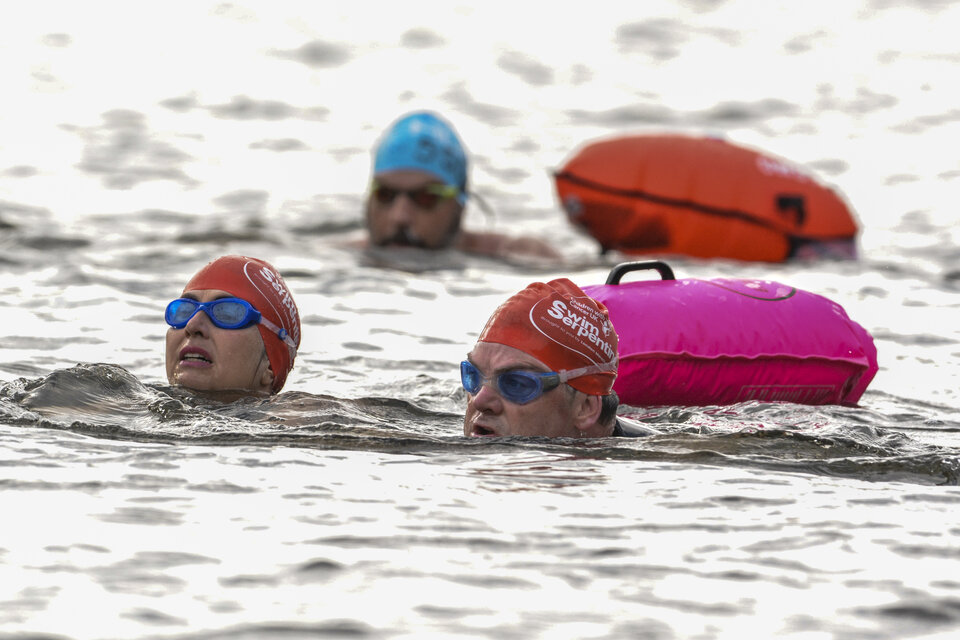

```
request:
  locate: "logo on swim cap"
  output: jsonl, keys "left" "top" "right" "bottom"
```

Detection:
{"left": 533, "top": 296, "right": 616, "bottom": 365}
{"left": 249, "top": 264, "right": 301, "bottom": 347}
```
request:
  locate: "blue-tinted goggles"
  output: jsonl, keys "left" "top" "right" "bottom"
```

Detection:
{"left": 166, "top": 297, "right": 259, "bottom": 330}
{"left": 460, "top": 360, "right": 561, "bottom": 405}
{"left": 165, "top": 297, "right": 297, "bottom": 350}
{"left": 460, "top": 359, "right": 616, "bottom": 405}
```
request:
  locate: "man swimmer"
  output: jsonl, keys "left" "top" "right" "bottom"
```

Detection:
{"left": 365, "top": 111, "right": 561, "bottom": 260}
{"left": 461, "top": 278, "right": 654, "bottom": 438}
{"left": 165, "top": 255, "right": 301, "bottom": 396}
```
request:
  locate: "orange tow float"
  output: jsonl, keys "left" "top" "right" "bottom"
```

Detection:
{"left": 554, "top": 134, "right": 859, "bottom": 262}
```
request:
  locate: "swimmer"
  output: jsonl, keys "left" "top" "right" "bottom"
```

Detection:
{"left": 165, "top": 255, "right": 301, "bottom": 396}
{"left": 461, "top": 278, "right": 654, "bottom": 438}
{"left": 365, "top": 111, "right": 561, "bottom": 260}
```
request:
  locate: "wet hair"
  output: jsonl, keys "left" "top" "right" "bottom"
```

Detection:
{"left": 599, "top": 391, "right": 619, "bottom": 427}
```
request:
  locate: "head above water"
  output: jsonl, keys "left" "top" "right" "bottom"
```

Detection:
{"left": 366, "top": 111, "right": 469, "bottom": 249}
{"left": 165, "top": 255, "right": 301, "bottom": 395}
{"left": 462, "top": 278, "right": 620, "bottom": 438}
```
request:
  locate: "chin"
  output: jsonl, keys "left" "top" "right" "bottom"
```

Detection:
{"left": 172, "top": 371, "right": 215, "bottom": 391}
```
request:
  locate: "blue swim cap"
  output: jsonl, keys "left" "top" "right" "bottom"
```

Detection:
{"left": 373, "top": 111, "right": 468, "bottom": 204}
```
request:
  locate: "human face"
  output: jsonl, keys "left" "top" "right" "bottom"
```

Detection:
{"left": 165, "top": 289, "right": 274, "bottom": 394}
{"left": 365, "top": 169, "right": 462, "bottom": 249}
{"left": 462, "top": 342, "right": 581, "bottom": 437}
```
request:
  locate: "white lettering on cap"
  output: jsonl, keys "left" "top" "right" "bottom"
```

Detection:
{"left": 532, "top": 294, "right": 615, "bottom": 365}
{"left": 243, "top": 262, "right": 300, "bottom": 345}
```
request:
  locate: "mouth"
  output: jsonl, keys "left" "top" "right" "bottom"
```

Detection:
{"left": 470, "top": 424, "right": 499, "bottom": 437}
{"left": 179, "top": 346, "right": 212, "bottom": 367}
{"left": 465, "top": 409, "right": 501, "bottom": 437}
{"left": 379, "top": 227, "right": 427, "bottom": 249}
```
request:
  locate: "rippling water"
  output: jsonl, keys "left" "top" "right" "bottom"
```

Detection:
{"left": 2, "top": 2, "right": 960, "bottom": 638}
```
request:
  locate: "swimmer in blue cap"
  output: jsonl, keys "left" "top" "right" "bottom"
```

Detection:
{"left": 366, "top": 111, "right": 468, "bottom": 249}
{"left": 365, "top": 111, "right": 562, "bottom": 259}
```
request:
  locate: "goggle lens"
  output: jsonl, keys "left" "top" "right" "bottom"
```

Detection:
{"left": 460, "top": 360, "right": 482, "bottom": 394}
{"left": 498, "top": 371, "right": 542, "bottom": 401}
{"left": 209, "top": 300, "right": 251, "bottom": 326}
{"left": 166, "top": 300, "right": 198, "bottom": 326}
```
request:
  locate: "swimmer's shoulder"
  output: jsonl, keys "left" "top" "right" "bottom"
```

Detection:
{"left": 456, "top": 230, "right": 562, "bottom": 261}
{"left": 612, "top": 416, "right": 658, "bottom": 437}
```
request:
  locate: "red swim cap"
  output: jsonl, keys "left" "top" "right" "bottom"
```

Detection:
{"left": 478, "top": 278, "right": 618, "bottom": 395}
{"left": 183, "top": 255, "right": 301, "bottom": 393}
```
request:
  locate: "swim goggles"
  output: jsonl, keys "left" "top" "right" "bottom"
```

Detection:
{"left": 370, "top": 180, "right": 460, "bottom": 210}
{"left": 165, "top": 297, "right": 297, "bottom": 350}
{"left": 460, "top": 360, "right": 614, "bottom": 405}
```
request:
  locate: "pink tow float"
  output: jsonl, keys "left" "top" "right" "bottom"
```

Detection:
{"left": 582, "top": 262, "right": 878, "bottom": 407}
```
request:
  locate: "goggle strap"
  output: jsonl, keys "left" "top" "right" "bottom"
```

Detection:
{"left": 259, "top": 316, "right": 298, "bottom": 355}
{"left": 557, "top": 361, "right": 617, "bottom": 384}
{"left": 427, "top": 184, "right": 460, "bottom": 198}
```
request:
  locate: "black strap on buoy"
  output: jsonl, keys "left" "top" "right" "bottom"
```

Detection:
{"left": 776, "top": 194, "right": 806, "bottom": 227}
{"left": 605, "top": 261, "right": 676, "bottom": 285}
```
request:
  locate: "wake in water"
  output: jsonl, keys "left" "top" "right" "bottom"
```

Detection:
{"left": 4, "top": 363, "right": 958, "bottom": 486}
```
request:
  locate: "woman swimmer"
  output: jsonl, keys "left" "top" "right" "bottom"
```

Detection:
{"left": 164, "top": 255, "right": 301, "bottom": 395}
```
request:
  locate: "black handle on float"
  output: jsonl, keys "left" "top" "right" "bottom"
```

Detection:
{"left": 605, "top": 261, "right": 676, "bottom": 285}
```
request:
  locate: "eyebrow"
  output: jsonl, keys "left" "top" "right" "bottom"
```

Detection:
{"left": 465, "top": 355, "right": 551, "bottom": 376}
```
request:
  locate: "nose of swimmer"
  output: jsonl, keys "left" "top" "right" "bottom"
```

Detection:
{"left": 385, "top": 196, "right": 416, "bottom": 224}
{"left": 469, "top": 382, "right": 502, "bottom": 411}
{"left": 183, "top": 309, "right": 212, "bottom": 334}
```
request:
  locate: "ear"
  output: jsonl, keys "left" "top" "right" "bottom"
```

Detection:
{"left": 572, "top": 393, "right": 604, "bottom": 437}
{"left": 258, "top": 361, "right": 276, "bottom": 393}
{"left": 363, "top": 197, "right": 374, "bottom": 225}
{"left": 441, "top": 204, "right": 465, "bottom": 246}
